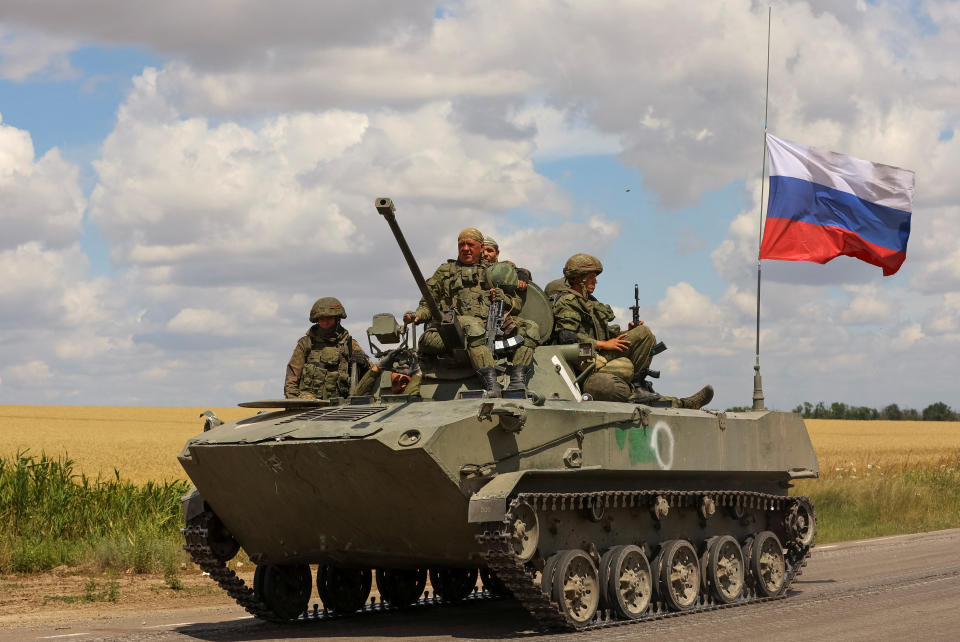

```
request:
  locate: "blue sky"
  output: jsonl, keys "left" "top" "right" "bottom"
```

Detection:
{"left": 0, "top": 1, "right": 957, "bottom": 411}
{"left": 1, "top": 45, "right": 161, "bottom": 276}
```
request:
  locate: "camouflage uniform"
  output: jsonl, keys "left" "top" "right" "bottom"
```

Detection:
{"left": 415, "top": 259, "right": 538, "bottom": 369}
{"left": 550, "top": 254, "right": 713, "bottom": 409}
{"left": 284, "top": 298, "right": 373, "bottom": 399}
{"left": 552, "top": 284, "right": 656, "bottom": 391}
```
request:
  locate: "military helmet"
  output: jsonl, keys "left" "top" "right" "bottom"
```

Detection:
{"left": 563, "top": 253, "right": 603, "bottom": 278}
{"left": 309, "top": 297, "right": 347, "bottom": 322}
{"left": 485, "top": 262, "right": 519, "bottom": 292}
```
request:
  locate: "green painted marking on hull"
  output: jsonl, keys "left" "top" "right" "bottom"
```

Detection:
{"left": 614, "top": 426, "right": 656, "bottom": 465}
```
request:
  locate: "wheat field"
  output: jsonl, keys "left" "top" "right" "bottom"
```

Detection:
{"left": 0, "top": 405, "right": 254, "bottom": 484}
{"left": 3, "top": 407, "right": 960, "bottom": 484}
{"left": 805, "top": 418, "right": 960, "bottom": 479}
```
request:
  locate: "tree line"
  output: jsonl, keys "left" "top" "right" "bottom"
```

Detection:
{"left": 780, "top": 401, "right": 955, "bottom": 421}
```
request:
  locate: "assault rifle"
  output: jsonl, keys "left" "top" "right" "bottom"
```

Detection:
{"left": 629, "top": 282, "right": 641, "bottom": 328}
{"left": 486, "top": 294, "right": 506, "bottom": 357}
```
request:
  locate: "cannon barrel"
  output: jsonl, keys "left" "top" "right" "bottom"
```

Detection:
{"left": 375, "top": 197, "right": 443, "bottom": 323}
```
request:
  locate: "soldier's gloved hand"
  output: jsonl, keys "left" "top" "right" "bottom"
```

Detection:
{"left": 628, "top": 320, "right": 644, "bottom": 329}
{"left": 376, "top": 349, "right": 400, "bottom": 372}
{"left": 490, "top": 287, "right": 506, "bottom": 302}
{"left": 402, "top": 311, "right": 419, "bottom": 325}
{"left": 500, "top": 314, "right": 518, "bottom": 335}
{"left": 517, "top": 279, "right": 528, "bottom": 291}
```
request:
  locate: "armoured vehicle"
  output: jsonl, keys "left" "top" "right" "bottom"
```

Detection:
{"left": 179, "top": 198, "right": 818, "bottom": 631}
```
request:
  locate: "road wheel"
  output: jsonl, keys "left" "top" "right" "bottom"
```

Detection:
{"left": 550, "top": 549, "right": 600, "bottom": 625}
{"left": 317, "top": 565, "right": 371, "bottom": 614}
{"left": 429, "top": 567, "right": 478, "bottom": 602}
{"left": 604, "top": 545, "right": 652, "bottom": 618}
{"left": 654, "top": 540, "right": 700, "bottom": 611}
{"left": 749, "top": 531, "right": 786, "bottom": 597}
{"left": 253, "top": 563, "right": 311, "bottom": 620}
{"left": 702, "top": 535, "right": 744, "bottom": 603}
{"left": 375, "top": 568, "right": 427, "bottom": 607}
{"left": 507, "top": 501, "right": 539, "bottom": 562}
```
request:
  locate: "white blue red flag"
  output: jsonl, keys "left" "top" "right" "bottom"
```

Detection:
{"left": 760, "top": 134, "right": 915, "bottom": 276}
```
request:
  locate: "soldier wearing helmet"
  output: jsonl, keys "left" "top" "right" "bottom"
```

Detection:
{"left": 403, "top": 228, "right": 538, "bottom": 396}
{"left": 551, "top": 254, "right": 713, "bottom": 409}
{"left": 284, "top": 297, "right": 375, "bottom": 399}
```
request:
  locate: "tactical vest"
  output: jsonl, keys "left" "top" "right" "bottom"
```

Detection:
{"left": 298, "top": 328, "right": 353, "bottom": 399}
{"left": 589, "top": 300, "right": 617, "bottom": 341}
{"left": 556, "top": 289, "right": 611, "bottom": 342}
{"left": 443, "top": 262, "right": 493, "bottom": 318}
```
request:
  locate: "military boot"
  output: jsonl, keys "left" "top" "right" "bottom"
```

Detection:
{"left": 679, "top": 385, "right": 714, "bottom": 409}
{"left": 505, "top": 363, "right": 531, "bottom": 391}
{"left": 476, "top": 366, "right": 502, "bottom": 397}
{"left": 631, "top": 388, "right": 661, "bottom": 405}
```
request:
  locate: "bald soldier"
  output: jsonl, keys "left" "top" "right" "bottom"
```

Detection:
{"left": 551, "top": 254, "right": 713, "bottom": 408}
{"left": 285, "top": 297, "right": 379, "bottom": 399}
{"left": 404, "top": 228, "right": 538, "bottom": 395}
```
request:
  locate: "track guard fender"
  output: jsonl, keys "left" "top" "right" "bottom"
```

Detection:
{"left": 182, "top": 486, "right": 206, "bottom": 523}
{"left": 467, "top": 472, "right": 528, "bottom": 523}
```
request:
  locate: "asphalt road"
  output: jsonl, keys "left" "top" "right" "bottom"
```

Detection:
{"left": 8, "top": 528, "right": 960, "bottom": 642}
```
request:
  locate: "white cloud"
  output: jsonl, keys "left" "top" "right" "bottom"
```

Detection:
{"left": 0, "top": 117, "right": 85, "bottom": 250}
{"left": 6, "top": 360, "right": 52, "bottom": 382}
{"left": 509, "top": 103, "right": 621, "bottom": 160}
{"left": 654, "top": 282, "right": 724, "bottom": 329}
{"left": 0, "top": 1, "right": 438, "bottom": 66}
{"left": 89, "top": 74, "right": 569, "bottom": 294}
{"left": 0, "top": 27, "right": 75, "bottom": 80}
{"left": 492, "top": 216, "right": 619, "bottom": 281}
{"left": 924, "top": 293, "right": 960, "bottom": 335}
{"left": 167, "top": 308, "right": 233, "bottom": 334}
{"left": 840, "top": 284, "right": 896, "bottom": 324}
{"left": 54, "top": 334, "right": 129, "bottom": 360}
{"left": 893, "top": 323, "right": 925, "bottom": 349}
{"left": 0, "top": 243, "right": 92, "bottom": 328}
{"left": 139, "top": 367, "right": 169, "bottom": 381}
{"left": 1, "top": 1, "right": 959, "bottom": 412}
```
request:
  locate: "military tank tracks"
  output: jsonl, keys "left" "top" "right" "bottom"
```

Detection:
{"left": 477, "top": 489, "right": 815, "bottom": 631}
{"left": 182, "top": 511, "right": 497, "bottom": 623}
{"left": 184, "top": 489, "right": 814, "bottom": 631}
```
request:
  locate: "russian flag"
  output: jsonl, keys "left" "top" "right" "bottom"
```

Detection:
{"left": 760, "top": 134, "right": 915, "bottom": 276}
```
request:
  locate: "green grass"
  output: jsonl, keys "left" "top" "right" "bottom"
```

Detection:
{"left": 4, "top": 450, "right": 959, "bottom": 579}
{"left": 0, "top": 451, "right": 190, "bottom": 575}
{"left": 795, "top": 460, "right": 960, "bottom": 543}
{"left": 44, "top": 573, "right": 121, "bottom": 604}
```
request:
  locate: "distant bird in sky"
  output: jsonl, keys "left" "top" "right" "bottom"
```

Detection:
{"left": 625, "top": 188, "right": 631, "bottom": 192}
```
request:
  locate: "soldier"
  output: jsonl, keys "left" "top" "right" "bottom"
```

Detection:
{"left": 403, "top": 228, "right": 538, "bottom": 395}
{"left": 284, "top": 297, "right": 375, "bottom": 399}
{"left": 482, "top": 236, "right": 532, "bottom": 290}
{"left": 359, "top": 349, "right": 422, "bottom": 397}
{"left": 551, "top": 254, "right": 713, "bottom": 408}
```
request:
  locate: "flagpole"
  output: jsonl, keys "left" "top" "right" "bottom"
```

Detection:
{"left": 752, "top": 5, "right": 771, "bottom": 411}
